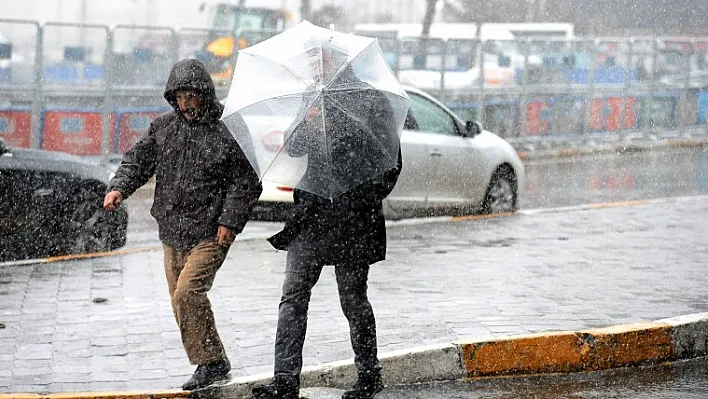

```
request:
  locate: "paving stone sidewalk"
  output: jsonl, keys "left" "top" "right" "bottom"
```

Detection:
{"left": 1, "top": 196, "right": 707, "bottom": 393}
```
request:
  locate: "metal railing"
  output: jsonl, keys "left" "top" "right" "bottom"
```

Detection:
{"left": 0, "top": 19, "right": 707, "bottom": 159}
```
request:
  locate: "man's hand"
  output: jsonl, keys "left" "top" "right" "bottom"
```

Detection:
{"left": 217, "top": 225, "right": 236, "bottom": 247}
{"left": 103, "top": 191, "right": 123, "bottom": 211}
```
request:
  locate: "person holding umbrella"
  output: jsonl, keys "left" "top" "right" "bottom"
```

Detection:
{"left": 249, "top": 40, "right": 405, "bottom": 399}
{"left": 220, "top": 22, "right": 410, "bottom": 398}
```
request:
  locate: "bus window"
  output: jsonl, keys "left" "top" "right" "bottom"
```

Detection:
{"left": 212, "top": 5, "right": 286, "bottom": 32}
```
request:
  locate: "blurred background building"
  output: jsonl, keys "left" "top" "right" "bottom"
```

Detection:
{"left": 3, "top": 0, "right": 707, "bottom": 36}
{"left": 1, "top": 0, "right": 429, "bottom": 28}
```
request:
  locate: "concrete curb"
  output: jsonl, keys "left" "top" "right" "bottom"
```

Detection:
{"left": 6, "top": 313, "right": 705, "bottom": 399}
{"left": 460, "top": 312, "right": 706, "bottom": 376}
{"left": 0, "top": 392, "right": 189, "bottom": 399}
{"left": 200, "top": 312, "right": 708, "bottom": 398}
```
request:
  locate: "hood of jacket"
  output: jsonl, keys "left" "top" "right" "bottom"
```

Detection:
{"left": 164, "top": 59, "right": 223, "bottom": 122}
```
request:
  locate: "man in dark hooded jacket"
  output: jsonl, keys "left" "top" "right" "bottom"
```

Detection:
{"left": 253, "top": 48, "right": 402, "bottom": 399}
{"left": 103, "top": 59, "right": 262, "bottom": 390}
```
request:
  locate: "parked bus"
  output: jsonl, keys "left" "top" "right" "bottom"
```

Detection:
{"left": 353, "top": 22, "right": 564, "bottom": 88}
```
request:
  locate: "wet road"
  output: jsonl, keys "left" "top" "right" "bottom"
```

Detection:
{"left": 302, "top": 357, "right": 708, "bottom": 398}
{"left": 522, "top": 147, "right": 708, "bottom": 209}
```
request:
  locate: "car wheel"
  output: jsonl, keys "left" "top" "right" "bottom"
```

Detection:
{"left": 481, "top": 166, "right": 517, "bottom": 214}
{"left": 70, "top": 197, "right": 126, "bottom": 254}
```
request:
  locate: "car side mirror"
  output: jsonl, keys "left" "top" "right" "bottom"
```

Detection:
{"left": 465, "top": 120, "right": 481, "bottom": 137}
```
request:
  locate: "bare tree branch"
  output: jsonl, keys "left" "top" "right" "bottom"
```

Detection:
{"left": 300, "top": 0, "right": 312, "bottom": 22}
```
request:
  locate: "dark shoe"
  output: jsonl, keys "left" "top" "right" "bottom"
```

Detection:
{"left": 182, "top": 358, "right": 231, "bottom": 390}
{"left": 342, "top": 373, "right": 384, "bottom": 399}
{"left": 252, "top": 375, "right": 300, "bottom": 399}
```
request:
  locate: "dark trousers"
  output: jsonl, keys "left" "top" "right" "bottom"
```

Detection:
{"left": 274, "top": 235, "right": 381, "bottom": 380}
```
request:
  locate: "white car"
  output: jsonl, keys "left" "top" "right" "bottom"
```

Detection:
{"left": 243, "top": 86, "right": 525, "bottom": 220}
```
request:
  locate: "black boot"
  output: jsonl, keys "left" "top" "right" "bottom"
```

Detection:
{"left": 252, "top": 375, "right": 300, "bottom": 399}
{"left": 342, "top": 373, "right": 383, "bottom": 399}
{"left": 182, "top": 358, "right": 231, "bottom": 390}
{"left": 251, "top": 376, "right": 300, "bottom": 399}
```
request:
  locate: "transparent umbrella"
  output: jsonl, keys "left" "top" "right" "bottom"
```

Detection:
{"left": 221, "top": 21, "right": 411, "bottom": 199}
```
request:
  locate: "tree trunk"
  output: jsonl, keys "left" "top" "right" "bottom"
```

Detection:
{"left": 301, "top": 0, "right": 312, "bottom": 22}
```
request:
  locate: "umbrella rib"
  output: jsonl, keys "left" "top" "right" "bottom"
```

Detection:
{"left": 305, "top": 34, "right": 336, "bottom": 198}
{"left": 323, "top": 96, "right": 333, "bottom": 199}
{"left": 239, "top": 52, "right": 313, "bottom": 87}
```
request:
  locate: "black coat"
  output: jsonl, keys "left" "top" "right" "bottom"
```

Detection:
{"left": 108, "top": 59, "right": 263, "bottom": 250}
{"left": 268, "top": 85, "right": 402, "bottom": 266}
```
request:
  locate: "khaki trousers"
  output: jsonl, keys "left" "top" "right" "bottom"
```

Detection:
{"left": 163, "top": 239, "right": 229, "bottom": 365}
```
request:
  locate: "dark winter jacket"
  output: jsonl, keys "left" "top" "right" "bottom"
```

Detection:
{"left": 268, "top": 82, "right": 402, "bottom": 266}
{"left": 108, "top": 59, "right": 262, "bottom": 250}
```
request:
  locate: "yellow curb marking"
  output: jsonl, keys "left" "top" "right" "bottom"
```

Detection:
{"left": 460, "top": 331, "right": 584, "bottom": 376}
{"left": 556, "top": 148, "right": 586, "bottom": 158}
{"left": 587, "top": 199, "right": 652, "bottom": 209}
{"left": 664, "top": 140, "right": 706, "bottom": 149}
{"left": 0, "top": 392, "right": 190, "bottom": 399}
{"left": 459, "top": 322, "right": 674, "bottom": 377}
{"left": 43, "top": 246, "right": 162, "bottom": 263}
{"left": 581, "top": 322, "right": 674, "bottom": 370}
{"left": 451, "top": 211, "right": 516, "bottom": 222}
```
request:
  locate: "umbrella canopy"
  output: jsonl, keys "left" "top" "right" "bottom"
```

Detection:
{"left": 221, "top": 21, "right": 411, "bottom": 199}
